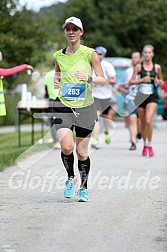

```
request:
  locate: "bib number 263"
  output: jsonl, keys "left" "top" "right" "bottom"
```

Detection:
{"left": 62, "top": 83, "right": 86, "bottom": 100}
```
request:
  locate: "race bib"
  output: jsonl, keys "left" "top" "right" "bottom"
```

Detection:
{"left": 62, "top": 83, "right": 86, "bottom": 100}
{"left": 139, "top": 83, "right": 154, "bottom": 95}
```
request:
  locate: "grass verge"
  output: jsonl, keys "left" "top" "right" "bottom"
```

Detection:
{"left": 0, "top": 130, "right": 50, "bottom": 172}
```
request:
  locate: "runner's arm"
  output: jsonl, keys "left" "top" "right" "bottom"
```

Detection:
{"left": 129, "top": 64, "right": 151, "bottom": 85}
{"left": 155, "top": 64, "right": 163, "bottom": 85}
{"left": 91, "top": 51, "right": 108, "bottom": 84}
{"left": 75, "top": 51, "right": 109, "bottom": 85}
{"left": 0, "top": 64, "right": 33, "bottom": 77}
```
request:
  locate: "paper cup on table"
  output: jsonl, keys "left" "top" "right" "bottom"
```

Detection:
{"left": 21, "top": 84, "right": 27, "bottom": 106}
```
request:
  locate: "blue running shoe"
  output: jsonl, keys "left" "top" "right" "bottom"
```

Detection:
{"left": 64, "top": 179, "right": 75, "bottom": 198}
{"left": 77, "top": 188, "right": 89, "bottom": 202}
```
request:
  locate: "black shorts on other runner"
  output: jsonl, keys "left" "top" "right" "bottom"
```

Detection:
{"left": 94, "top": 97, "right": 113, "bottom": 115}
{"left": 135, "top": 92, "right": 159, "bottom": 109}
{"left": 52, "top": 98, "right": 97, "bottom": 138}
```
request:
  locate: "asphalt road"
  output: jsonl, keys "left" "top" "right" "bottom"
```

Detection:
{"left": 0, "top": 120, "right": 167, "bottom": 252}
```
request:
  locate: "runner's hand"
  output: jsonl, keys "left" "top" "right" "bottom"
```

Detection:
{"left": 142, "top": 76, "right": 151, "bottom": 83}
{"left": 27, "top": 65, "right": 34, "bottom": 71}
{"left": 75, "top": 71, "right": 88, "bottom": 82}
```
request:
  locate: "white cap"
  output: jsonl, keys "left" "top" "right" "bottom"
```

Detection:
{"left": 95, "top": 46, "right": 107, "bottom": 55}
{"left": 62, "top": 17, "right": 83, "bottom": 30}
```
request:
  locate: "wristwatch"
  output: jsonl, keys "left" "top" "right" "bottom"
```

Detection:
{"left": 87, "top": 76, "right": 93, "bottom": 84}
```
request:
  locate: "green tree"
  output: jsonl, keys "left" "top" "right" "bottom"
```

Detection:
{"left": 0, "top": 2, "right": 50, "bottom": 88}
{"left": 60, "top": 0, "right": 167, "bottom": 77}
{"left": 1, "top": 0, "right": 167, "bottom": 79}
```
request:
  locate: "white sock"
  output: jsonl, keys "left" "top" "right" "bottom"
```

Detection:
{"left": 148, "top": 141, "right": 152, "bottom": 147}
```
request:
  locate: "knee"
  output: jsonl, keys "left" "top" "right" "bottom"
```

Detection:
{"left": 61, "top": 143, "right": 74, "bottom": 155}
{"left": 145, "top": 119, "right": 152, "bottom": 127}
{"left": 130, "top": 117, "right": 137, "bottom": 126}
{"left": 76, "top": 148, "right": 88, "bottom": 160}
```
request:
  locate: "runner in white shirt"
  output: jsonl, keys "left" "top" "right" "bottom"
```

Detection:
{"left": 91, "top": 46, "right": 116, "bottom": 149}
{"left": 124, "top": 52, "right": 141, "bottom": 150}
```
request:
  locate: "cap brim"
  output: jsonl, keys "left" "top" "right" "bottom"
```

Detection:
{"left": 62, "top": 22, "right": 83, "bottom": 30}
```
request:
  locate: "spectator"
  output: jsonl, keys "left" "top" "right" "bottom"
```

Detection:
{"left": 0, "top": 52, "right": 33, "bottom": 116}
